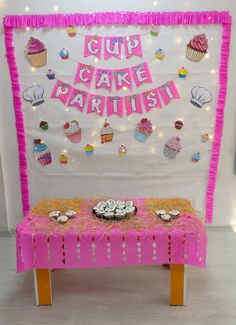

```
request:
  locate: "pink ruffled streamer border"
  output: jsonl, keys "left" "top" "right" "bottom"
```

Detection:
{"left": 3, "top": 11, "right": 232, "bottom": 223}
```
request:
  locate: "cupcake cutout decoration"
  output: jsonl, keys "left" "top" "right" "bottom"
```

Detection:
{"left": 33, "top": 139, "right": 52, "bottom": 166}
{"left": 64, "top": 120, "right": 81, "bottom": 143}
{"left": 84, "top": 144, "right": 94, "bottom": 155}
{"left": 155, "top": 49, "right": 165, "bottom": 60}
{"left": 191, "top": 86, "right": 212, "bottom": 108}
{"left": 134, "top": 118, "right": 153, "bottom": 142}
{"left": 163, "top": 137, "right": 182, "bottom": 159}
{"left": 178, "top": 67, "right": 188, "bottom": 78}
{"left": 25, "top": 37, "right": 47, "bottom": 67}
{"left": 59, "top": 48, "right": 69, "bottom": 60}
{"left": 191, "top": 152, "right": 201, "bottom": 163}
{"left": 39, "top": 121, "right": 48, "bottom": 131}
{"left": 59, "top": 154, "right": 69, "bottom": 166}
{"left": 118, "top": 145, "right": 127, "bottom": 156}
{"left": 175, "top": 120, "right": 183, "bottom": 130}
{"left": 100, "top": 120, "right": 114, "bottom": 144}
{"left": 46, "top": 69, "right": 55, "bottom": 80}
{"left": 66, "top": 26, "right": 77, "bottom": 37}
{"left": 201, "top": 133, "right": 209, "bottom": 143}
{"left": 150, "top": 25, "right": 160, "bottom": 37}
{"left": 186, "top": 34, "right": 208, "bottom": 62}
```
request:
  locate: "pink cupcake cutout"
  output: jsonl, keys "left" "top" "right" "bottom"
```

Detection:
{"left": 163, "top": 137, "right": 182, "bottom": 159}
{"left": 64, "top": 120, "right": 81, "bottom": 143}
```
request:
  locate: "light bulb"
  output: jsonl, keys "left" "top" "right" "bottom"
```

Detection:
{"left": 66, "top": 108, "right": 69, "bottom": 112}
{"left": 153, "top": 1, "right": 158, "bottom": 6}
{"left": 54, "top": 5, "right": 59, "bottom": 11}
{"left": 32, "top": 106, "right": 36, "bottom": 110}
{"left": 210, "top": 69, "right": 216, "bottom": 74}
{"left": 26, "top": 27, "right": 30, "bottom": 31}
{"left": 62, "top": 149, "right": 68, "bottom": 154}
{"left": 94, "top": 57, "right": 99, "bottom": 63}
{"left": 209, "top": 135, "right": 213, "bottom": 140}
{"left": 25, "top": 6, "right": 30, "bottom": 12}
{"left": 31, "top": 67, "right": 36, "bottom": 72}
{"left": 205, "top": 106, "right": 211, "bottom": 111}
{"left": 126, "top": 36, "right": 130, "bottom": 41}
{"left": 205, "top": 53, "right": 210, "bottom": 59}
{"left": 123, "top": 86, "right": 128, "bottom": 91}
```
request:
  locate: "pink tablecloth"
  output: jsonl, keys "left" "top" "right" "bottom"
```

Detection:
{"left": 16, "top": 199, "right": 207, "bottom": 272}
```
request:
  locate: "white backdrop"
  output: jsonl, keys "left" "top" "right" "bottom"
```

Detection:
{"left": 15, "top": 24, "right": 220, "bottom": 212}
{"left": 0, "top": 0, "right": 235, "bottom": 229}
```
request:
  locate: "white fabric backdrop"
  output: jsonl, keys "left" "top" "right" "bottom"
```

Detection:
{"left": 13, "top": 24, "right": 221, "bottom": 214}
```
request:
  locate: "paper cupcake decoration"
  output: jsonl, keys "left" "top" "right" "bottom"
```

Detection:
{"left": 64, "top": 120, "right": 81, "bottom": 143}
{"left": 39, "top": 121, "right": 48, "bottom": 131}
{"left": 33, "top": 139, "right": 52, "bottom": 166}
{"left": 22, "top": 85, "right": 44, "bottom": 106}
{"left": 175, "top": 120, "right": 183, "bottom": 130}
{"left": 191, "top": 86, "right": 212, "bottom": 108}
{"left": 118, "top": 145, "right": 127, "bottom": 156}
{"left": 100, "top": 120, "right": 114, "bottom": 144}
{"left": 59, "top": 48, "right": 69, "bottom": 60}
{"left": 25, "top": 37, "right": 47, "bottom": 67}
{"left": 66, "top": 26, "right": 77, "bottom": 37}
{"left": 84, "top": 144, "right": 94, "bottom": 155}
{"left": 191, "top": 152, "right": 201, "bottom": 163}
{"left": 163, "top": 137, "right": 182, "bottom": 159}
{"left": 201, "top": 133, "right": 210, "bottom": 143}
{"left": 178, "top": 67, "right": 188, "bottom": 78}
{"left": 186, "top": 34, "right": 208, "bottom": 62}
{"left": 134, "top": 118, "right": 153, "bottom": 142}
{"left": 150, "top": 25, "right": 160, "bottom": 37}
{"left": 155, "top": 49, "right": 165, "bottom": 60}
{"left": 59, "top": 154, "right": 69, "bottom": 166}
{"left": 46, "top": 69, "right": 55, "bottom": 80}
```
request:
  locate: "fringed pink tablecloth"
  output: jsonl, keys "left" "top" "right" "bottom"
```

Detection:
{"left": 16, "top": 198, "right": 207, "bottom": 272}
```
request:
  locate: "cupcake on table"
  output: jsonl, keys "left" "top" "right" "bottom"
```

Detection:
{"left": 186, "top": 34, "right": 208, "bottom": 62}
{"left": 64, "top": 120, "right": 81, "bottom": 143}
{"left": 25, "top": 37, "right": 47, "bottom": 67}
{"left": 134, "top": 118, "right": 153, "bottom": 142}
{"left": 100, "top": 120, "right": 114, "bottom": 144}
{"left": 33, "top": 139, "right": 52, "bottom": 166}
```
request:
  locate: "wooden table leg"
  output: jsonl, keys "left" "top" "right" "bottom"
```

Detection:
{"left": 170, "top": 264, "right": 186, "bottom": 306}
{"left": 33, "top": 269, "right": 52, "bottom": 306}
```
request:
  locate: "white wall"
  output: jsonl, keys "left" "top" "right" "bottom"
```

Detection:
{"left": 0, "top": 0, "right": 235, "bottom": 229}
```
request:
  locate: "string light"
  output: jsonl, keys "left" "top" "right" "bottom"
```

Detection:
{"left": 205, "top": 106, "right": 211, "bottom": 111}
{"left": 175, "top": 37, "right": 183, "bottom": 45}
{"left": 32, "top": 106, "right": 36, "bottom": 110}
{"left": 158, "top": 132, "right": 164, "bottom": 138}
{"left": 94, "top": 57, "right": 99, "bottom": 63}
{"left": 66, "top": 108, "right": 69, "bottom": 112}
{"left": 123, "top": 86, "right": 128, "bottom": 91}
{"left": 62, "top": 149, "right": 68, "bottom": 154}
{"left": 209, "top": 135, "right": 213, "bottom": 140}
{"left": 153, "top": 1, "right": 158, "bottom": 6}
{"left": 26, "top": 27, "right": 31, "bottom": 31}
{"left": 53, "top": 5, "right": 59, "bottom": 12}
{"left": 210, "top": 69, "right": 216, "bottom": 74}
{"left": 205, "top": 53, "right": 210, "bottom": 59}
{"left": 31, "top": 67, "right": 36, "bottom": 72}
{"left": 25, "top": 6, "right": 30, "bottom": 12}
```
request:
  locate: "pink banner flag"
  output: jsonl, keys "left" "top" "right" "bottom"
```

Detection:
{"left": 87, "top": 94, "right": 105, "bottom": 116}
{"left": 113, "top": 68, "right": 132, "bottom": 91}
{"left": 67, "top": 88, "right": 88, "bottom": 112}
{"left": 158, "top": 80, "right": 180, "bottom": 105}
{"left": 51, "top": 80, "right": 72, "bottom": 104}
{"left": 131, "top": 63, "right": 153, "bottom": 87}
{"left": 124, "top": 34, "right": 143, "bottom": 59}
{"left": 104, "top": 36, "right": 123, "bottom": 60}
{"left": 125, "top": 94, "right": 142, "bottom": 116}
{"left": 142, "top": 88, "right": 162, "bottom": 112}
{"left": 74, "top": 63, "right": 94, "bottom": 88}
{"left": 95, "top": 68, "right": 113, "bottom": 91}
{"left": 107, "top": 96, "right": 123, "bottom": 117}
{"left": 84, "top": 35, "right": 102, "bottom": 59}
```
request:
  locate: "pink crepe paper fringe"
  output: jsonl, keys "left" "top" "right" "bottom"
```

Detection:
{"left": 3, "top": 11, "right": 231, "bottom": 28}
{"left": 4, "top": 25, "right": 30, "bottom": 216}
{"left": 3, "top": 11, "right": 232, "bottom": 223}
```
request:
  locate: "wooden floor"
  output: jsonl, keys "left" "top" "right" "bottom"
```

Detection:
{"left": 0, "top": 229, "right": 235, "bottom": 325}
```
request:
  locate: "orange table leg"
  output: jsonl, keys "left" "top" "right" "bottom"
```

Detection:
{"left": 33, "top": 269, "right": 52, "bottom": 306}
{"left": 170, "top": 264, "right": 186, "bottom": 306}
